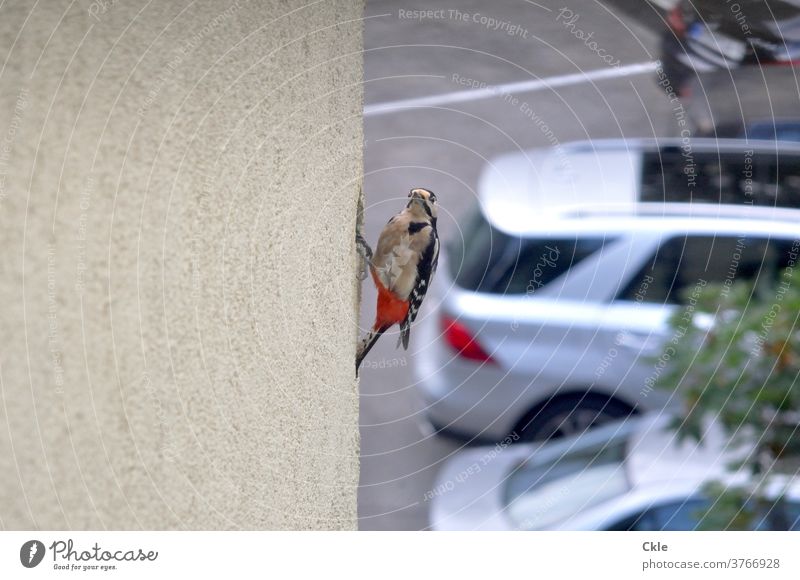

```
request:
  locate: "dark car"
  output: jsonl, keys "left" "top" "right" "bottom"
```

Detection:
{"left": 660, "top": 0, "right": 800, "bottom": 91}
{"left": 745, "top": 119, "right": 800, "bottom": 141}
{"left": 681, "top": 66, "right": 800, "bottom": 137}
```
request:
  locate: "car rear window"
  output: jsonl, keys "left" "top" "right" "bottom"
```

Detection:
{"left": 640, "top": 149, "right": 800, "bottom": 208}
{"left": 449, "top": 205, "right": 609, "bottom": 294}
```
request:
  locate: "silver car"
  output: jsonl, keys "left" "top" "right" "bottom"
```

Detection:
{"left": 414, "top": 139, "right": 800, "bottom": 442}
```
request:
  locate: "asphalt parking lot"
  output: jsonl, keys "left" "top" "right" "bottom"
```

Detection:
{"left": 358, "top": 0, "right": 678, "bottom": 530}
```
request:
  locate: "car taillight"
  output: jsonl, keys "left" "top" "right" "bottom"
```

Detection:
{"left": 441, "top": 315, "right": 495, "bottom": 364}
{"left": 667, "top": 5, "right": 686, "bottom": 36}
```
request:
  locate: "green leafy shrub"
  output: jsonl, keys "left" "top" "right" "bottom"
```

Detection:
{"left": 656, "top": 266, "right": 800, "bottom": 529}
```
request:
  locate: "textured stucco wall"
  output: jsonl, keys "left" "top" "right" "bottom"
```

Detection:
{"left": 0, "top": 0, "right": 362, "bottom": 529}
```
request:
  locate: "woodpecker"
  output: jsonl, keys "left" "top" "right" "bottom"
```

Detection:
{"left": 356, "top": 188, "right": 440, "bottom": 375}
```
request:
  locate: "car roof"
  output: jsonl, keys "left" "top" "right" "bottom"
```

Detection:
{"left": 597, "top": 415, "right": 800, "bottom": 493}
{"left": 478, "top": 138, "right": 800, "bottom": 236}
{"left": 479, "top": 205, "right": 800, "bottom": 239}
{"left": 623, "top": 415, "right": 739, "bottom": 489}
{"left": 531, "top": 413, "right": 737, "bottom": 489}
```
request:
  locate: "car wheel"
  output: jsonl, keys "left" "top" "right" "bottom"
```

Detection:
{"left": 515, "top": 394, "right": 635, "bottom": 443}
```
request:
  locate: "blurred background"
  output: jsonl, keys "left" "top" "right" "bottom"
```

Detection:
{"left": 358, "top": 0, "right": 800, "bottom": 530}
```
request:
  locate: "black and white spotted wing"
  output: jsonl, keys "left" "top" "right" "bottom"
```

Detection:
{"left": 399, "top": 226, "right": 439, "bottom": 350}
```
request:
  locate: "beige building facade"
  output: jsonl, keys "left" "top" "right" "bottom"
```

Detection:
{"left": 0, "top": 0, "right": 363, "bottom": 529}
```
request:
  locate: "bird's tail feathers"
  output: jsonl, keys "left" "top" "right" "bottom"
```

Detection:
{"left": 397, "top": 320, "right": 410, "bottom": 350}
{"left": 356, "top": 325, "right": 388, "bottom": 376}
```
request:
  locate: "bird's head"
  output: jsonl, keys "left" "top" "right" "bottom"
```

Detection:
{"left": 408, "top": 187, "right": 438, "bottom": 220}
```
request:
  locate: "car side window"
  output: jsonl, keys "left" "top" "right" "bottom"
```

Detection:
{"left": 752, "top": 501, "right": 800, "bottom": 531}
{"left": 617, "top": 235, "right": 798, "bottom": 305}
{"left": 610, "top": 499, "right": 800, "bottom": 531}
{"left": 606, "top": 511, "right": 657, "bottom": 531}
{"left": 762, "top": 155, "right": 800, "bottom": 208}
{"left": 606, "top": 499, "right": 710, "bottom": 531}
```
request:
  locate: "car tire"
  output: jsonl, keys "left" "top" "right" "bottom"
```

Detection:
{"left": 515, "top": 394, "right": 635, "bottom": 443}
